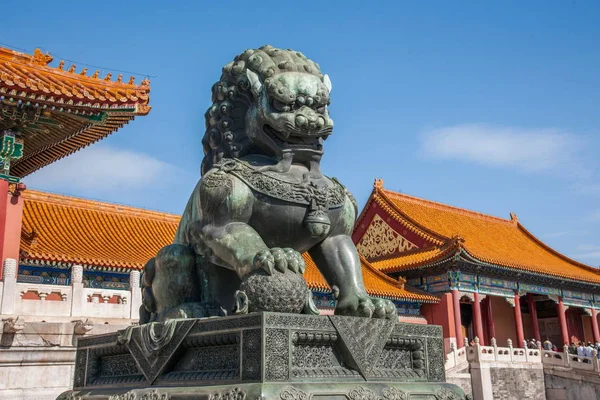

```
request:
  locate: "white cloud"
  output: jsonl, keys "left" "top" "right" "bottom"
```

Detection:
{"left": 25, "top": 145, "right": 184, "bottom": 197}
{"left": 588, "top": 211, "right": 600, "bottom": 222}
{"left": 421, "top": 124, "right": 583, "bottom": 174}
{"left": 572, "top": 245, "right": 600, "bottom": 264}
{"left": 544, "top": 230, "right": 588, "bottom": 239}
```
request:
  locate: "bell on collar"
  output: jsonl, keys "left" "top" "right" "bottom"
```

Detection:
{"left": 303, "top": 199, "right": 331, "bottom": 238}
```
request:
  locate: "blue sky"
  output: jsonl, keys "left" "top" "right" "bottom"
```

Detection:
{"left": 3, "top": 1, "right": 599, "bottom": 265}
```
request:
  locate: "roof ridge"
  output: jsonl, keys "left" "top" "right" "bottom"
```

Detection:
{"left": 382, "top": 188, "right": 513, "bottom": 224}
{"left": 0, "top": 47, "right": 150, "bottom": 89}
{"left": 22, "top": 189, "right": 181, "bottom": 221}
{"left": 514, "top": 222, "right": 598, "bottom": 272}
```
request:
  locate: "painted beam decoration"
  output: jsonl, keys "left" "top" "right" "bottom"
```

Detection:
{"left": 0, "top": 131, "right": 23, "bottom": 182}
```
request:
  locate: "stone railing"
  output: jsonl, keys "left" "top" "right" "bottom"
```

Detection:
{"left": 542, "top": 344, "right": 600, "bottom": 373}
{"left": 445, "top": 341, "right": 468, "bottom": 370}
{"left": 0, "top": 260, "right": 141, "bottom": 321}
{"left": 446, "top": 336, "right": 600, "bottom": 375}
{"left": 465, "top": 337, "right": 542, "bottom": 363}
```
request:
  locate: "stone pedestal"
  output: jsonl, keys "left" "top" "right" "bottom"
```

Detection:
{"left": 58, "top": 313, "right": 465, "bottom": 399}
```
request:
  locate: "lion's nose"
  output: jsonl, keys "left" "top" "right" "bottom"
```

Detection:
{"left": 295, "top": 115, "right": 308, "bottom": 127}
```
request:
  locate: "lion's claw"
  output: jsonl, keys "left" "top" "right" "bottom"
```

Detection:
{"left": 253, "top": 248, "right": 305, "bottom": 275}
{"left": 336, "top": 294, "right": 397, "bottom": 319}
{"left": 372, "top": 298, "right": 398, "bottom": 319}
{"left": 253, "top": 249, "right": 275, "bottom": 275}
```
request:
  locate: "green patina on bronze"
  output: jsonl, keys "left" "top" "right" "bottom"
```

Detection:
{"left": 140, "top": 45, "right": 397, "bottom": 323}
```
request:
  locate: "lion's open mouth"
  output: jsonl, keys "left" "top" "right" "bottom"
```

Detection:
{"left": 263, "top": 124, "right": 330, "bottom": 146}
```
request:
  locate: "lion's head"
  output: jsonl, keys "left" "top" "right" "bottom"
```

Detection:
{"left": 201, "top": 45, "right": 334, "bottom": 175}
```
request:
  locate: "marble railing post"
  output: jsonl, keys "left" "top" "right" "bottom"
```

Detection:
{"left": 563, "top": 344, "right": 570, "bottom": 367}
{"left": 129, "top": 270, "right": 141, "bottom": 320}
{"left": 70, "top": 265, "right": 85, "bottom": 317}
{"left": 0, "top": 258, "right": 17, "bottom": 314}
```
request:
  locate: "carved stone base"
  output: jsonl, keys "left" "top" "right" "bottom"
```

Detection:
{"left": 57, "top": 312, "right": 466, "bottom": 399}
{"left": 58, "top": 382, "right": 465, "bottom": 399}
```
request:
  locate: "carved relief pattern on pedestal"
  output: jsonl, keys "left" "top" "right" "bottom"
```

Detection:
{"left": 356, "top": 214, "right": 417, "bottom": 258}
{"left": 347, "top": 386, "right": 378, "bottom": 400}
{"left": 330, "top": 315, "right": 395, "bottom": 378}
{"left": 265, "top": 328, "right": 289, "bottom": 380}
{"left": 381, "top": 387, "right": 408, "bottom": 400}
{"left": 265, "top": 314, "right": 332, "bottom": 330}
{"left": 73, "top": 349, "right": 88, "bottom": 388}
{"left": 280, "top": 386, "right": 309, "bottom": 400}
{"left": 186, "top": 345, "right": 239, "bottom": 374}
{"left": 208, "top": 387, "right": 246, "bottom": 400}
{"left": 241, "top": 329, "right": 261, "bottom": 380}
{"left": 99, "top": 354, "right": 140, "bottom": 377}
{"left": 426, "top": 337, "right": 445, "bottom": 382}
{"left": 108, "top": 390, "right": 171, "bottom": 400}
{"left": 434, "top": 387, "right": 462, "bottom": 400}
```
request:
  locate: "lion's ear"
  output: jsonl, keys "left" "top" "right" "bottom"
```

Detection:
{"left": 323, "top": 74, "right": 332, "bottom": 94}
{"left": 246, "top": 69, "right": 263, "bottom": 99}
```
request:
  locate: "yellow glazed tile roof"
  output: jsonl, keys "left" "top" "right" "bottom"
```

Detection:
{"left": 374, "top": 186, "right": 600, "bottom": 284}
{"left": 0, "top": 47, "right": 150, "bottom": 113}
{"left": 20, "top": 189, "right": 438, "bottom": 302}
{"left": 20, "top": 190, "right": 179, "bottom": 270}
{"left": 0, "top": 47, "right": 151, "bottom": 177}
{"left": 371, "top": 246, "right": 454, "bottom": 274}
{"left": 302, "top": 253, "right": 438, "bottom": 302}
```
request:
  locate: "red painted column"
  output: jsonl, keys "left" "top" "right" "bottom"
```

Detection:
{"left": 473, "top": 292, "right": 485, "bottom": 345}
{"left": 451, "top": 289, "right": 464, "bottom": 347}
{"left": 486, "top": 296, "right": 496, "bottom": 340}
{"left": 514, "top": 293, "right": 525, "bottom": 346}
{"left": 591, "top": 308, "right": 600, "bottom": 344}
{"left": 528, "top": 293, "right": 541, "bottom": 342}
{"left": 557, "top": 298, "right": 570, "bottom": 345}
{"left": 0, "top": 179, "right": 8, "bottom": 280}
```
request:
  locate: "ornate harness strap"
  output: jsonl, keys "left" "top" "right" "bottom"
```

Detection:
{"left": 211, "top": 158, "right": 347, "bottom": 209}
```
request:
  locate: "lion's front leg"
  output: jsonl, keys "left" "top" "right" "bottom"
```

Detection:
{"left": 197, "top": 172, "right": 303, "bottom": 278}
{"left": 309, "top": 234, "right": 396, "bottom": 319}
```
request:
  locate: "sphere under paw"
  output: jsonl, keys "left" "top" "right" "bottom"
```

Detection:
{"left": 239, "top": 268, "right": 308, "bottom": 313}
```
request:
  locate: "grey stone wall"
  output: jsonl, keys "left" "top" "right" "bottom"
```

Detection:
{"left": 447, "top": 372, "right": 472, "bottom": 399}
{"left": 544, "top": 367, "right": 600, "bottom": 400}
{"left": 490, "top": 366, "right": 545, "bottom": 400}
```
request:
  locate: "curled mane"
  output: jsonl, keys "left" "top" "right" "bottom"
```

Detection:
{"left": 201, "top": 45, "right": 324, "bottom": 175}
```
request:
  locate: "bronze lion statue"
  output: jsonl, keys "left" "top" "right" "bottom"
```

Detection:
{"left": 140, "top": 45, "right": 397, "bottom": 323}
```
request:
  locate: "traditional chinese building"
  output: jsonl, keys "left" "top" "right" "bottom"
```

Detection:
{"left": 6, "top": 188, "right": 438, "bottom": 323}
{"left": 0, "top": 45, "right": 150, "bottom": 281}
{"left": 354, "top": 179, "right": 600, "bottom": 352}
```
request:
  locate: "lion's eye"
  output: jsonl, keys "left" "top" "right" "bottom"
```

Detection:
{"left": 272, "top": 99, "right": 291, "bottom": 112}
{"left": 316, "top": 106, "right": 326, "bottom": 114}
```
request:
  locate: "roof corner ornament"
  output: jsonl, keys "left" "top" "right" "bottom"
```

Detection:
{"left": 374, "top": 178, "right": 384, "bottom": 189}
{"left": 31, "top": 48, "right": 53, "bottom": 66}
{"left": 509, "top": 212, "right": 519, "bottom": 224}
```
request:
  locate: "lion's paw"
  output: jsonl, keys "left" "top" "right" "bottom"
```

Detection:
{"left": 372, "top": 298, "right": 398, "bottom": 319}
{"left": 335, "top": 295, "right": 397, "bottom": 319}
{"left": 253, "top": 248, "right": 305, "bottom": 275}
